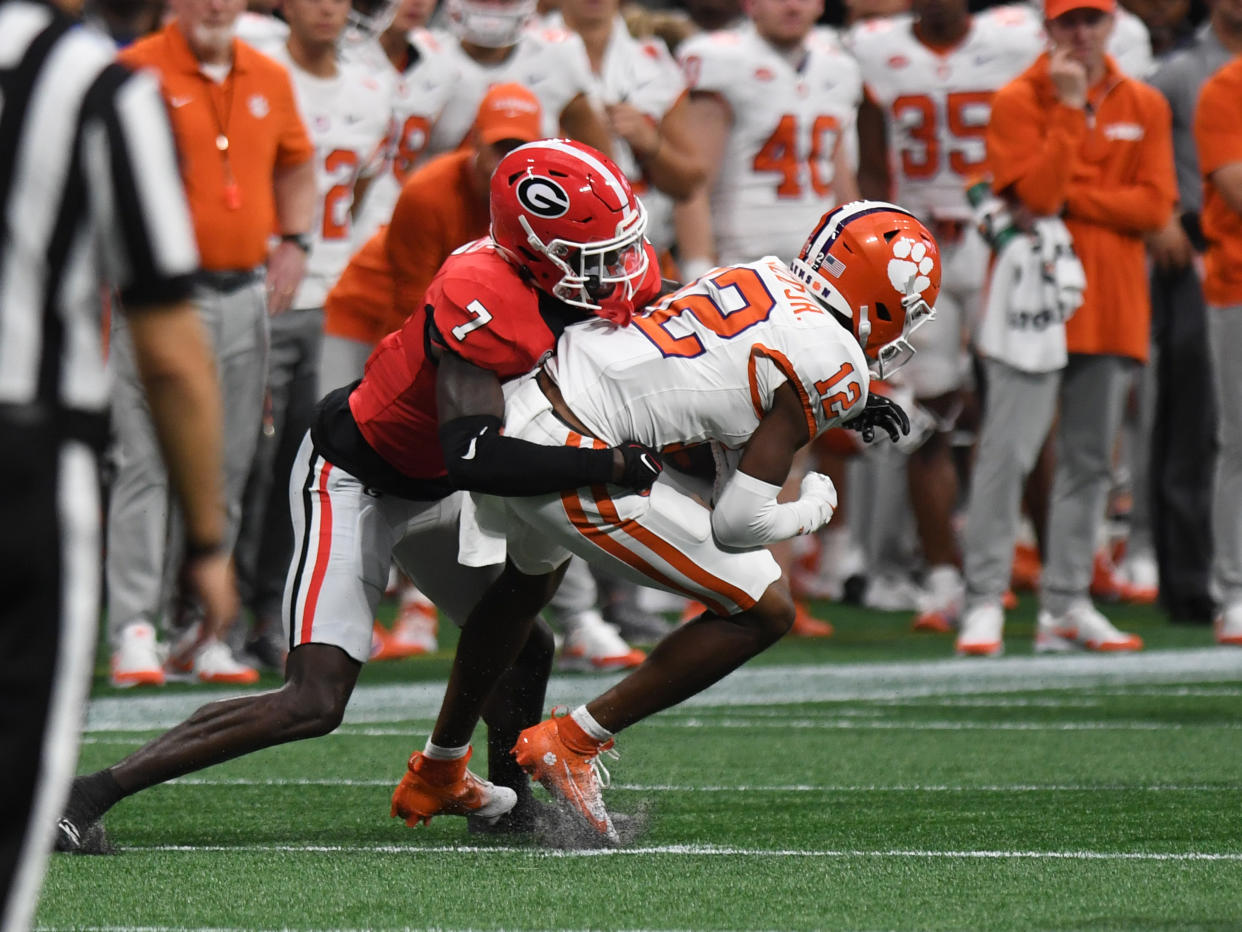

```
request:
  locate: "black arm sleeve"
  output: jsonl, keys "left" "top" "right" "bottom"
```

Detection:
{"left": 440, "top": 414, "right": 616, "bottom": 496}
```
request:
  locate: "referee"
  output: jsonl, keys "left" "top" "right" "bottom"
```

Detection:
{"left": 0, "top": 1, "right": 234, "bottom": 928}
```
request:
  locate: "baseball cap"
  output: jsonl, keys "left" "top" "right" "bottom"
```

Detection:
{"left": 1045, "top": 0, "right": 1115, "bottom": 20}
{"left": 473, "top": 83, "right": 543, "bottom": 146}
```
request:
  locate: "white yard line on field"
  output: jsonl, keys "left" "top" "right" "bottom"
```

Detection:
{"left": 156, "top": 776, "right": 1242, "bottom": 792}
{"left": 102, "top": 842, "right": 1242, "bottom": 861}
{"left": 83, "top": 647, "right": 1242, "bottom": 732}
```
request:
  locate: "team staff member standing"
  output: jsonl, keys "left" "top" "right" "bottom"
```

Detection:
{"left": 956, "top": 0, "right": 1175, "bottom": 654}
{"left": 1194, "top": 56, "right": 1242, "bottom": 647}
{"left": 108, "top": 0, "right": 316, "bottom": 686}
{"left": 0, "top": 0, "right": 232, "bottom": 925}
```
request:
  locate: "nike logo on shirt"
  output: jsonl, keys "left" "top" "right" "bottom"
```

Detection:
{"left": 462, "top": 427, "right": 487, "bottom": 460}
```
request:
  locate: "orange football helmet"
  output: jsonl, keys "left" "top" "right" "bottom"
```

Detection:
{"left": 790, "top": 201, "right": 941, "bottom": 379}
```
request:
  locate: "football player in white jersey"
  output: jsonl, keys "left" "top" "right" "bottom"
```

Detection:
{"left": 396, "top": 201, "right": 940, "bottom": 841}
{"left": 555, "top": 0, "right": 706, "bottom": 253}
{"left": 675, "top": 0, "right": 862, "bottom": 274}
{"left": 427, "top": 0, "right": 616, "bottom": 157}
{"left": 852, "top": 0, "right": 1042, "bottom": 633}
{"left": 234, "top": 0, "right": 393, "bottom": 667}
{"left": 345, "top": 0, "right": 461, "bottom": 240}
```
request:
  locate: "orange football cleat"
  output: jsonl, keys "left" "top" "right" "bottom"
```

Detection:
{"left": 390, "top": 748, "right": 516, "bottom": 827}
{"left": 512, "top": 712, "right": 618, "bottom": 843}
{"left": 790, "top": 601, "right": 834, "bottom": 638}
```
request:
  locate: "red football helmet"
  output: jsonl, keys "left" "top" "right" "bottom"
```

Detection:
{"left": 490, "top": 139, "right": 650, "bottom": 324}
{"left": 790, "top": 201, "right": 941, "bottom": 379}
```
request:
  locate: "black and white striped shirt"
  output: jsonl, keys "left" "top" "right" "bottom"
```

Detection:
{"left": 0, "top": 0, "right": 198, "bottom": 427}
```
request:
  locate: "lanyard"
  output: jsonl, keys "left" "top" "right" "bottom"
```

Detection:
{"left": 204, "top": 73, "right": 241, "bottom": 210}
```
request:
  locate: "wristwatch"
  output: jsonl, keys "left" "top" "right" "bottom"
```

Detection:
{"left": 280, "top": 232, "right": 311, "bottom": 254}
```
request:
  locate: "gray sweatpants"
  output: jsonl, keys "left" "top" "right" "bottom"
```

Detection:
{"left": 963, "top": 353, "right": 1134, "bottom": 613}
{"left": 1207, "top": 304, "right": 1242, "bottom": 609}
{"left": 962, "top": 359, "right": 1060, "bottom": 607}
{"left": 105, "top": 278, "right": 268, "bottom": 645}
{"left": 1040, "top": 354, "right": 1135, "bottom": 615}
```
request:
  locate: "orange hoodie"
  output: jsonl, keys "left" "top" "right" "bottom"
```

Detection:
{"left": 324, "top": 149, "right": 490, "bottom": 346}
{"left": 986, "top": 53, "right": 1176, "bottom": 362}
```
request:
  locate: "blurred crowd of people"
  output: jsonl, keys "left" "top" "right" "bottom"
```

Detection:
{"left": 89, "top": 0, "right": 1242, "bottom": 691}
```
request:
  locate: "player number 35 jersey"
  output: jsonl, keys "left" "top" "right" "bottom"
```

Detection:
{"left": 546, "top": 257, "right": 870, "bottom": 453}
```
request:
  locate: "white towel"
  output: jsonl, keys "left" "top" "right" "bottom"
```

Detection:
{"left": 974, "top": 218, "right": 1085, "bottom": 374}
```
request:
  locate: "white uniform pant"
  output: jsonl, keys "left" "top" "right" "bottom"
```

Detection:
{"left": 476, "top": 381, "right": 781, "bottom": 617}
{"left": 284, "top": 434, "right": 499, "bottom": 663}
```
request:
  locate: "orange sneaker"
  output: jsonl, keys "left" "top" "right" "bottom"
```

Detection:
{"left": 1010, "top": 543, "right": 1041, "bottom": 592}
{"left": 512, "top": 712, "right": 619, "bottom": 843}
{"left": 390, "top": 748, "right": 516, "bottom": 827}
{"left": 790, "top": 601, "right": 834, "bottom": 638}
{"left": 1002, "top": 589, "right": 1019, "bottom": 611}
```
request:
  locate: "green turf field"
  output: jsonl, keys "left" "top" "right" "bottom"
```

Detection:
{"left": 38, "top": 600, "right": 1242, "bottom": 931}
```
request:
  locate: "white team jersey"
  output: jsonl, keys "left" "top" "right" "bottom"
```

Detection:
{"left": 344, "top": 29, "right": 459, "bottom": 241}
{"left": 851, "top": 6, "right": 1042, "bottom": 222}
{"left": 266, "top": 46, "right": 392, "bottom": 309}
{"left": 571, "top": 15, "right": 687, "bottom": 251}
{"left": 429, "top": 27, "right": 595, "bottom": 153}
{"left": 678, "top": 24, "right": 863, "bottom": 264}
{"left": 546, "top": 258, "right": 870, "bottom": 452}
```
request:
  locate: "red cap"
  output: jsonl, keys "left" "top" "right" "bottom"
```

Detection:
{"left": 473, "top": 83, "right": 543, "bottom": 146}
{"left": 1045, "top": 0, "right": 1115, "bottom": 20}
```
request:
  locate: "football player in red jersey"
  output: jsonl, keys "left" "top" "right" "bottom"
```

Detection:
{"left": 55, "top": 140, "right": 669, "bottom": 851}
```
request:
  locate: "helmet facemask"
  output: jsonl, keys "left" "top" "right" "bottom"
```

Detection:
{"left": 447, "top": 0, "right": 535, "bottom": 47}
{"left": 518, "top": 199, "right": 650, "bottom": 323}
{"left": 789, "top": 256, "right": 936, "bottom": 381}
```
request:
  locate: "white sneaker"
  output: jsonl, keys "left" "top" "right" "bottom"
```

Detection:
{"left": 110, "top": 622, "right": 166, "bottom": 688}
{"left": 190, "top": 638, "right": 260, "bottom": 685}
{"left": 955, "top": 602, "right": 1004, "bottom": 657}
{"left": 1035, "top": 601, "right": 1143, "bottom": 653}
{"left": 1115, "top": 551, "right": 1159, "bottom": 603}
{"left": 863, "top": 573, "right": 927, "bottom": 612}
{"left": 913, "top": 565, "right": 964, "bottom": 633}
{"left": 792, "top": 526, "right": 866, "bottom": 601}
{"left": 558, "top": 610, "right": 645, "bottom": 672}
{"left": 1215, "top": 603, "right": 1242, "bottom": 646}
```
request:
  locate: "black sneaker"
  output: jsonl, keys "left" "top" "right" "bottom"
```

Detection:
{"left": 54, "top": 815, "right": 113, "bottom": 855}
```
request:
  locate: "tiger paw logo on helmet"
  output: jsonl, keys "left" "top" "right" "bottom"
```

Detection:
{"left": 887, "top": 237, "right": 935, "bottom": 297}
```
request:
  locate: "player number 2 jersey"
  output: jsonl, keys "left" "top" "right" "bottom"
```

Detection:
{"left": 547, "top": 257, "right": 869, "bottom": 453}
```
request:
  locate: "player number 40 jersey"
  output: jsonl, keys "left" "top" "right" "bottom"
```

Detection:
{"left": 677, "top": 24, "right": 862, "bottom": 264}
{"left": 546, "top": 258, "right": 870, "bottom": 453}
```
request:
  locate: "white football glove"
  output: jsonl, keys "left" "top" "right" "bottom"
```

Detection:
{"left": 796, "top": 471, "right": 838, "bottom": 533}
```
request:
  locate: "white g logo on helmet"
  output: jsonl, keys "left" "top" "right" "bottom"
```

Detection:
{"left": 888, "top": 236, "right": 935, "bottom": 296}
{"left": 516, "top": 176, "right": 570, "bottom": 218}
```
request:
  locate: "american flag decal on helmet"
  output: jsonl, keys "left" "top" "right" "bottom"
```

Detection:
{"left": 821, "top": 253, "right": 846, "bottom": 278}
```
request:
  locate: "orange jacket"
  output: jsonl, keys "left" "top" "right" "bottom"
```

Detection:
{"left": 987, "top": 53, "right": 1176, "bottom": 362}
{"left": 1194, "top": 56, "right": 1242, "bottom": 307}
{"left": 324, "top": 149, "right": 489, "bottom": 344}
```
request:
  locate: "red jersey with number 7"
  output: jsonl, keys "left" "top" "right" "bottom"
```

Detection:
{"left": 344, "top": 238, "right": 663, "bottom": 483}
